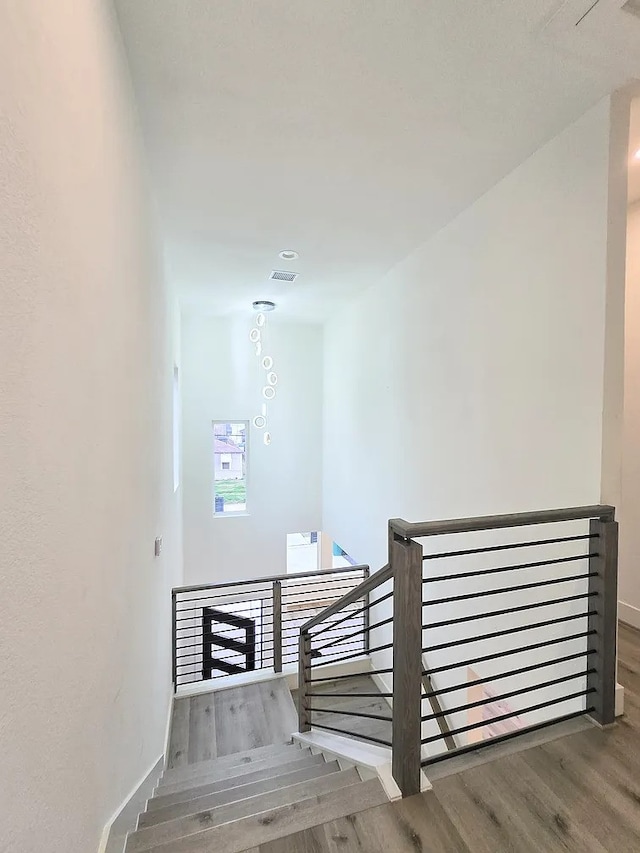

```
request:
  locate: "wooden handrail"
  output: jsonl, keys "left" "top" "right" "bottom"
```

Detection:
{"left": 300, "top": 564, "right": 392, "bottom": 633}
{"left": 389, "top": 504, "right": 615, "bottom": 540}
{"left": 296, "top": 505, "right": 618, "bottom": 798}
{"left": 173, "top": 563, "right": 369, "bottom": 595}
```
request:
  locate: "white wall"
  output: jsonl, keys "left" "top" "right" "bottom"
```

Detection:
{"left": 620, "top": 201, "right": 640, "bottom": 627}
{"left": 322, "top": 98, "right": 616, "bottom": 744}
{"left": 323, "top": 98, "right": 613, "bottom": 571}
{"left": 0, "top": 2, "right": 181, "bottom": 851}
{"left": 181, "top": 313, "right": 323, "bottom": 585}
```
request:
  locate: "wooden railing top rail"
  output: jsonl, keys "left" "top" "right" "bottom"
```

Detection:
{"left": 301, "top": 564, "right": 392, "bottom": 633}
{"left": 389, "top": 505, "right": 615, "bottom": 540}
{"left": 173, "top": 564, "right": 369, "bottom": 596}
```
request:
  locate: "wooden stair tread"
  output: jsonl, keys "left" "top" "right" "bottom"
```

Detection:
{"left": 126, "top": 768, "right": 361, "bottom": 852}
{"left": 160, "top": 743, "right": 299, "bottom": 786}
{"left": 148, "top": 755, "right": 326, "bottom": 811}
{"left": 131, "top": 778, "right": 388, "bottom": 853}
{"left": 139, "top": 762, "right": 341, "bottom": 829}
{"left": 155, "top": 749, "right": 313, "bottom": 795}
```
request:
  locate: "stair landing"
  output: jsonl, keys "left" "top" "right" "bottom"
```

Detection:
{"left": 124, "top": 678, "right": 388, "bottom": 853}
{"left": 167, "top": 677, "right": 297, "bottom": 768}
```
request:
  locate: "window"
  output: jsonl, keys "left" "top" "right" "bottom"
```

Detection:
{"left": 213, "top": 421, "right": 248, "bottom": 515}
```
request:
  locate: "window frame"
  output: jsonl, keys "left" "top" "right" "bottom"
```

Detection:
{"left": 212, "top": 420, "right": 250, "bottom": 517}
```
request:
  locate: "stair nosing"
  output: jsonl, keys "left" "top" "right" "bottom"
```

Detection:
{"left": 161, "top": 743, "right": 297, "bottom": 785}
{"left": 127, "top": 767, "right": 361, "bottom": 852}
{"left": 133, "top": 777, "right": 388, "bottom": 853}
{"left": 155, "top": 748, "right": 313, "bottom": 795}
{"left": 147, "top": 754, "right": 326, "bottom": 810}
{"left": 138, "top": 761, "right": 341, "bottom": 829}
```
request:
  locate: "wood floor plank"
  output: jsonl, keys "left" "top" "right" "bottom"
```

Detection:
{"left": 306, "top": 676, "right": 392, "bottom": 746}
{"left": 144, "top": 778, "right": 388, "bottom": 853}
{"left": 214, "top": 683, "right": 272, "bottom": 756}
{"left": 187, "top": 693, "right": 217, "bottom": 764}
{"left": 139, "top": 762, "right": 340, "bottom": 829}
{"left": 257, "top": 827, "right": 329, "bottom": 853}
{"left": 157, "top": 748, "right": 309, "bottom": 793}
{"left": 518, "top": 737, "right": 640, "bottom": 849}
{"left": 475, "top": 751, "right": 608, "bottom": 852}
{"left": 161, "top": 743, "right": 297, "bottom": 786}
{"left": 391, "top": 791, "right": 471, "bottom": 853}
{"left": 431, "top": 766, "right": 527, "bottom": 852}
{"left": 319, "top": 794, "right": 469, "bottom": 853}
{"left": 258, "top": 679, "right": 298, "bottom": 745}
{"left": 167, "top": 699, "right": 191, "bottom": 770}
{"left": 257, "top": 793, "right": 470, "bottom": 853}
{"left": 148, "top": 755, "right": 325, "bottom": 811}
{"left": 128, "top": 769, "right": 360, "bottom": 852}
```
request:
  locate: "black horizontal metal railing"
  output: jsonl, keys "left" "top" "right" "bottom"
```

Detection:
{"left": 395, "top": 504, "right": 618, "bottom": 796}
{"left": 297, "top": 505, "right": 618, "bottom": 801}
{"left": 297, "top": 564, "right": 393, "bottom": 748}
{"left": 172, "top": 564, "right": 368, "bottom": 688}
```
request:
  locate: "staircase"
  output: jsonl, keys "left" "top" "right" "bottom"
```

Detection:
{"left": 123, "top": 682, "right": 388, "bottom": 853}
{"left": 142, "top": 504, "right": 620, "bottom": 850}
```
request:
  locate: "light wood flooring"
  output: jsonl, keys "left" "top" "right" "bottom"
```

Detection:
{"left": 247, "top": 622, "right": 640, "bottom": 852}
{"left": 293, "top": 674, "right": 393, "bottom": 747}
{"left": 167, "top": 678, "right": 297, "bottom": 769}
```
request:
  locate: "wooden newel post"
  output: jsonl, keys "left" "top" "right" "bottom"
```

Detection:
{"left": 298, "top": 631, "right": 312, "bottom": 732}
{"left": 587, "top": 518, "right": 619, "bottom": 726}
{"left": 273, "top": 580, "right": 283, "bottom": 674}
{"left": 391, "top": 533, "right": 423, "bottom": 797}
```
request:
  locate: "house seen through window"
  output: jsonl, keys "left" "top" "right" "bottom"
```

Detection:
{"left": 213, "top": 421, "right": 248, "bottom": 515}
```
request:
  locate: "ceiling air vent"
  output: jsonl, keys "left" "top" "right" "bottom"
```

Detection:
{"left": 624, "top": 0, "right": 640, "bottom": 18}
{"left": 269, "top": 270, "right": 299, "bottom": 283}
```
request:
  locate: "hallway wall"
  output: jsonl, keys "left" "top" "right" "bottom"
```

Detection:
{"left": 323, "top": 99, "right": 615, "bottom": 571}
{"left": 620, "top": 201, "right": 640, "bottom": 626}
{"left": 0, "top": 2, "right": 181, "bottom": 851}
{"left": 322, "top": 99, "right": 618, "bottom": 720}
{"left": 181, "top": 312, "right": 323, "bottom": 585}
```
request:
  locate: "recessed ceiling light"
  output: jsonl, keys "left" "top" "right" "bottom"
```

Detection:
{"left": 279, "top": 250, "right": 299, "bottom": 260}
{"left": 635, "top": 149, "right": 640, "bottom": 160}
{"left": 253, "top": 300, "right": 276, "bottom": 312}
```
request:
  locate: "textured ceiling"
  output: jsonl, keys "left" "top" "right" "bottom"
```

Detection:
{"left": 114, "top": 0, "right": 640, "bottom": 320}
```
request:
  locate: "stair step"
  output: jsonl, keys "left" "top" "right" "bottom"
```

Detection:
{"left": 132, "top": 777, "right": 388, "bottom": 853}
{"left": 147, "top": 754, "right": 326, "bottom": 811}
{"left": 127, "top": 768, "right": 361, "bottom": 852}
{"left": 139, "top": 760, "right": 341, "bottom": 829}
{"left": 160, "top": 743, "right": 298, "bottom": 786}
{"left": 155, "top": 748, "right": 312, "bottom": 795}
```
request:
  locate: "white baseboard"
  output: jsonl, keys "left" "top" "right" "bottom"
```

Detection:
{"left": 163, "top": 691, "right": 174, "bottom": 770}
{"left": 176, "top": 668, "right": 291, "bottom": 698}
{"left": 97, "top": 755, "right": 163, "bottom": 853}
{"left": 98, "top": 689, "right": 172, "bottom": 853}
{"left": 293, "top": 729, "right": 430, "bottom": 801}
{"left": 619, "top": 600, "right": 640, "bottom": 631}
